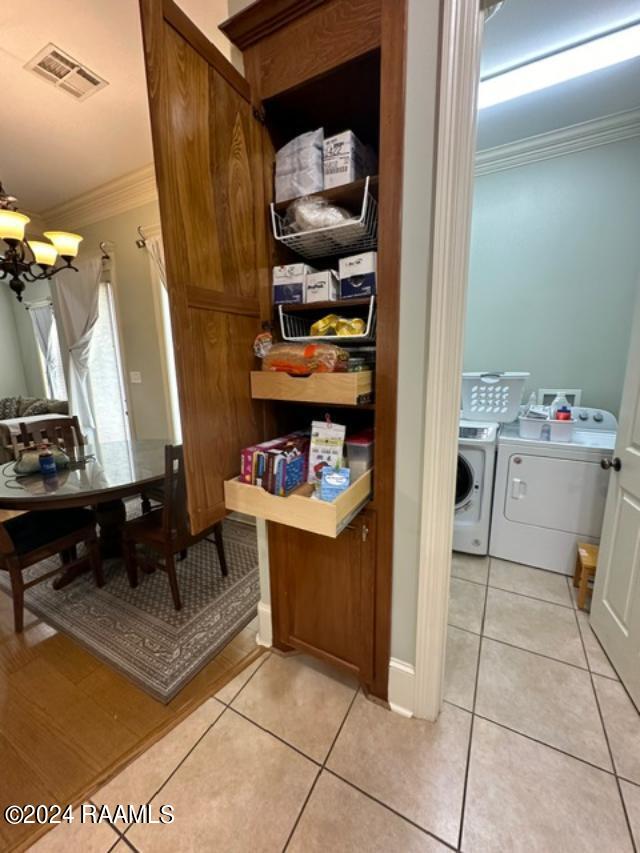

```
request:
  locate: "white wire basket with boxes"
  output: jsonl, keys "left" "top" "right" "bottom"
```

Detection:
{"left": 278, "top": 296, "right": 377, "bottom": 344}
{"left": 270, "top": 176, "right": 378, "bottom": 260}
{"left": 461, "top": 372, "right": 530, "bottom": 423}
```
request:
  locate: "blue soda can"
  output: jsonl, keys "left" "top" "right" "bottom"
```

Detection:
{"left": 39, "top": 447, "right": 57, "bottom": 477}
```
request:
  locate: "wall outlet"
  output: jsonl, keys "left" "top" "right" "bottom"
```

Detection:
{"left": 130, "top": 371, "right": 142, "bottom": 384}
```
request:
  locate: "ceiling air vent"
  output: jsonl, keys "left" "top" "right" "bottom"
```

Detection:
{"left": 25, "top": 43, "right": 108, "bottom": 101}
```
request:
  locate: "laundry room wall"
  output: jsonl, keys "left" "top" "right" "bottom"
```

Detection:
{"left": 464, "top": 136, "right": 640, "bottom": 416}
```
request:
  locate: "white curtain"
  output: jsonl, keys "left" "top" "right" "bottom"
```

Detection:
{"left": 146, "top": 234, "right": 167, "bottom": 288}
{"left": 51, "top": 255, "right": 102, "bottom": 444}
{"left": 29, "top": 303, "right": 65, "bottom": 399}
{"left": 144, "top": 234, "right": 182, "bottom": 442}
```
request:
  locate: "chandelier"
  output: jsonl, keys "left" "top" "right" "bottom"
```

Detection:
{"left": 0, "top": 181, "right": 82, "bottom": 303}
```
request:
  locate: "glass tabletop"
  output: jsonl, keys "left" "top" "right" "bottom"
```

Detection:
{"left": 0, "top": 440, "right": 168, "bottom": 508}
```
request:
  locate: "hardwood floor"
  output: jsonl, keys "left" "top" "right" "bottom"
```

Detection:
{"left": 0, "top": 589, "right": 263, "bottom": 852}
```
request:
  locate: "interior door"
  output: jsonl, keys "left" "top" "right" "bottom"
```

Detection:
{"left": 591, "top": 290, "right": 640, "bottom": 707}
{"left": 139, "top": 0, "right": 267, "bottom": 533}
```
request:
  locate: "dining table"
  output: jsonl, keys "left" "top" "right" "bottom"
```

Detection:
{"left": 0, "top": 439, "right": 168, "bottom": 587}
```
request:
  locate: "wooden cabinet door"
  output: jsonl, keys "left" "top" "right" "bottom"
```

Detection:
{"left": 269, "top": 510, "right": 376, "bottom": 683}
{"left": 139, "top": 0, "right": 268, "bottom": 533}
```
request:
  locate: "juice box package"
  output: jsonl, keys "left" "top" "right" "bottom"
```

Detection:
{"left": 308, "top": 420, "right": 346, "bottom": 484}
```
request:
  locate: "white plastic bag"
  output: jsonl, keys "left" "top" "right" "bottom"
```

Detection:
{"left": 275, "top": 129, "right": 324, "bottom": 202}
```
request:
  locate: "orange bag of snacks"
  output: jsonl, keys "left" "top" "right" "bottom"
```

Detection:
{"left": 261, "top": 342, "right": 348, "bottom": 374}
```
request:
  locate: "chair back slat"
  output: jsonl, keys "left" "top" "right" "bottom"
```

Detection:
{"left": 18, "top": 416, "right": 85, "bottom": 456}
{"left": 162, "top": 445, "right": 189, "bottom": 539}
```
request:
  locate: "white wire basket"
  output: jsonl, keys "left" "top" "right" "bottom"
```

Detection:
{"left": 278, "top": 296, "right": 376, "bottom": 344}
{"left": 461, "top": 372, "right": 530, "bottom": 422}
{"left": 270, "top": 176, "right": 378, "bottom": 260}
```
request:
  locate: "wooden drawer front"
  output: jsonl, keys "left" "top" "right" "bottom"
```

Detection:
{"left": 224, "top": 470, "right": 372, "bottom": 538}
{"left": 250, "top": 371, "right": 373, "bottom": 405}
{"left": 269, "top": 510, "right": 375, "bottom": 682}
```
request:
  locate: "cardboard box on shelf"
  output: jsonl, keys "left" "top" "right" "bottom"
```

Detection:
{"left": 338, "top": 251, "right": 377, "bottom": 298}
{"left": 272, "top": 263, "right": 316, "bottom": 305}
{"left": 305, "top": 270, "right": 339, "bottom": 303}
{"left": 323, "top": 131, "right": 376, "bottom": 189}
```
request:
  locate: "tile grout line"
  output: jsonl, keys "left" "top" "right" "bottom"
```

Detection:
{"left": 568, "top": 587, "right": 638, "bottom": 853}
{"left": 118, "top": 701, "right": 234, "bottom": 840}
{"left": 217, "top": 651, "right": 271, "bottom": 707}
{"left": 281, "top": 685, "right": 361, "bottom": 851}
{"left": 455, "top": 565, "right": 490, "bottom": 852}
{"left": 442, "top": 697, "right": 631, "bottom": 780}
{"left": 229, "top": 705, "right": 323, "bottom": 767}
{"left": 323, "top": 766, "right": 459, "bottom": 853}
{"left": 102, "top": 655, "right": 271, "bottom": 841}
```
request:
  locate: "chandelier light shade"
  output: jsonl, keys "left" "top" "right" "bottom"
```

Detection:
{"left": 43, "top": 231, "right": 83, "bottom": 259}
{"left": 28, "top": 240, "right": 59, "bottom": 267}
{"left": 0, "top": 181, "right": 82, "bottom": 302}
{"left": 0, "top": 210, "right": 30, "bottom": 243}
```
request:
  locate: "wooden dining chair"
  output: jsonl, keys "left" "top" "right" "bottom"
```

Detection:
{"left": 19, "top": 416, "right": 85, "bottom": 456}
{"left": 0, "top": 507, "right": 103, "bottom": 632}
{"left": 122, "top": 445, "right": 228, "bottom": 610}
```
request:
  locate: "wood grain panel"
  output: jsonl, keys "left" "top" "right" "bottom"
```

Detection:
{"left": 140, "top": 0, "right": 268, "bottom": 533}
{"left": 221, "top": 0, "right": 327, "bottom": 50}
{"left": 269, "top": 510, "right": 375, "bottom": 682}
{"left": 243, "top": 0, "right": 381, "bottom": 101}
{"left": 184, "top": 309, "right": 262, "bottom": 532}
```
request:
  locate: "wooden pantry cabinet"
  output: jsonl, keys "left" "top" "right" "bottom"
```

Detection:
{"left": 139, "top": 0, "right": 407, "bottom": 699}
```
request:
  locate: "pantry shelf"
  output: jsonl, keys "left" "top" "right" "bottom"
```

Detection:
{"left": 272, "top": 176, "right": 379, "bottom": 215}
{"left": 271, "top": 176, "right": 378, "bottom": 260}
{"left": 223, "top": 469, "right": 373, "bottom": 538}
{"left": 276, "top": 297, "right": 372, "bottom": 314}
{"left": 251, "top": 370, "right": 373, "bottom": 406}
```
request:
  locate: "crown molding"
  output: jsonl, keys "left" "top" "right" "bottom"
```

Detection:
{"left": 476, "top": 108, "right": 640, "bottom": 176}
{"left": 40, "top": 163, "right": 159, "bottom": 230}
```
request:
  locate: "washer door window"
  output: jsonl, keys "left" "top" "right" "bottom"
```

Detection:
{"left": 456, "top": 454, "right": 475, "bottom": 510}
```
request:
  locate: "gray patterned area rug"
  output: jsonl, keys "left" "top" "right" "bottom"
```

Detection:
{"left": 0, "top": 518, "right": 259, "bottom": 703}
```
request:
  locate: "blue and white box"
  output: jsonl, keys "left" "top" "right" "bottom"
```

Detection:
{"left": 305, "top": 270, "right": 338, "bottom": 303}
{"left": 272, "top": 263, "right": 316, "bottom": 305}
{"left": 338, "top": 251, "right": 377, "bottom": 299}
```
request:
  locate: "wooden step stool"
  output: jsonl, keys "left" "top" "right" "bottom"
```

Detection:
{"left": 573, "top": 543, "right": 599, "bottom": 610}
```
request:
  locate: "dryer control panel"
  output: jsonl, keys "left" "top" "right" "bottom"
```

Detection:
{"left": 571, "top": 408, "right": 618, "bottom": 431}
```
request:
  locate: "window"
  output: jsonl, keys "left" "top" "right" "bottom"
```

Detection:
{"left": 87, "top": 281, "right": 130, "bottom": 444}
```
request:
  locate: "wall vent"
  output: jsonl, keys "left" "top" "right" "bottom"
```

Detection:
{"left": 25, "top": 43, "right": 108, "bottom": 101}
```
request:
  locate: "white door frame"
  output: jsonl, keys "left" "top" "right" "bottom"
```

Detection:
{"left": 412, "top": 0, "right": 486, "bottom": 721}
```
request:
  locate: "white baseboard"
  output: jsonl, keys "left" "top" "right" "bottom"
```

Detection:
{"left": 388, "top": 658, "right": 415, "bottom": 717}
{"left": 256, "top": 601, "right": 272, "bottom": 648}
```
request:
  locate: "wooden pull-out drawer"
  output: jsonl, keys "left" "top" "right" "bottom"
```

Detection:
{"left": 250, "top": 371, "right": 373, "bottom": 406}
{"left": 224, "top": 469, "right": 372, "bottom": 538}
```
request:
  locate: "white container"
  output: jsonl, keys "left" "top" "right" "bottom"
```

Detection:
{"left": 323, "top": 131, "right": 369, "bottom": 189}
{"left": 549, "top": 419, "right": 575, "bottom": 442}
{"left": 518, "top": 417, "right": 546, "bottom": 439}
{"left": 339, "top": 251, "right": 377, "bottom": 298}
{"left": 305, "top": 270, "right": 338, "bottom": 303}
{"left": 346, "top": 430, "right": 374, "bottom": 480}
{"left": 461, "top": 372, "right": 530, "bottom": 423}
{"left": 272, "top": 263, "right": 316, "bottom": 305}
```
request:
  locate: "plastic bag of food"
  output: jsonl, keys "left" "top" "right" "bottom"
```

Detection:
{"left": 285, "top": 196, "right": 354, "bottom": 232}
{"left": 275, "top": 129, "right": 324, "bottom": 202}
{"left": 261, "top": 342, "right": 349, "bottom": 374}
{"left": 310, "top": 315, "right": 366, "bottom": 337}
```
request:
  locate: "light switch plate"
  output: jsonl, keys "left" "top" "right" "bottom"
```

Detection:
{"left": 130, "top": 371, "right": 142, "bottom": 384}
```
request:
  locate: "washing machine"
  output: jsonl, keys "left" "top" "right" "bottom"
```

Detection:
{"left": 489, "top": 408, "right": 617, "bottom": 574}
{"left": 453, "top": 420, "right": 499, "bottom": 555}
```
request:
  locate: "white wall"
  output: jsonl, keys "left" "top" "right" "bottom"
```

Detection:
{"left": 0, "top": 286, "right": 28, "bottom": 397}
{"left": 465, "top": 138, "right": 640, "bottom": 416}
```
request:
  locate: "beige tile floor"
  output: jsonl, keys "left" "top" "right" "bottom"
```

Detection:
{"left": 28, "top": 555, "right": 640, "bottom": 852}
